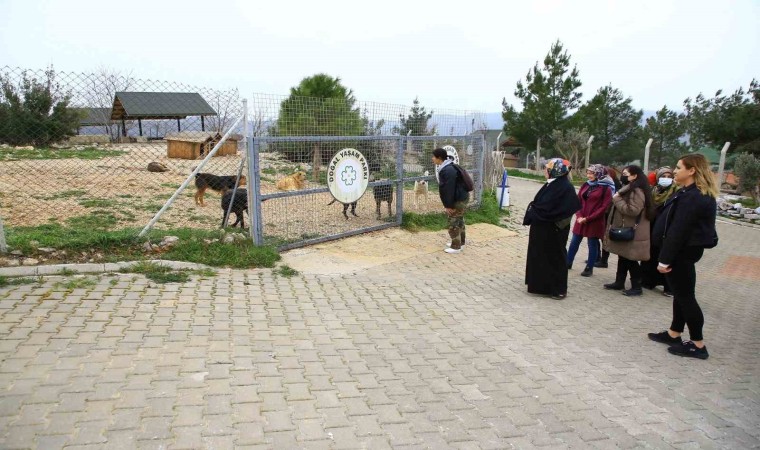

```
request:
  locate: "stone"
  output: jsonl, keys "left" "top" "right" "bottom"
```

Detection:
{"left": 6, "top": 259, "right": 20, "bottom": 267}
{"left": 734, "top": 203, "right": 743, "bottom": 210}
{"left": 22, "top": 258, "right": 40, "bottom": 266}
{"left": 719, "top": 202, "right": 734, "bottom": 211}
{"left": 743, "top": 214, "right": 760, "bottom": 220}
{"left": 142, "top": 241, "right": 155, "bottom": 252}
{"left": 10, "top": 250, "right": 23, "bottom": 256}
{"left": 755, "top": 207, "right": 760, "bottom": 214}
{"left": 37, "top": 247, "right": 56, "bottom": 253}
{"left": 148, "top": 162, "right": 169, "bottom": 173}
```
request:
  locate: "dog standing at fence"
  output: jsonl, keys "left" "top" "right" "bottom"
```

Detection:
{"left": 373, "top": 183, "right": 394, "bottom": 219}
{"left": 195, "top": 173, "right": 247, "bottom": 207}
{"left": 221, "top": 189, "right": 248, "bottom": 228}
{"left": 413, "top": 171, "right": 430, "bottom": 209}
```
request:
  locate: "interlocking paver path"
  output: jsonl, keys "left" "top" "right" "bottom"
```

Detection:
{"left": 1, "top": 178, "right": 758, "bottom": 449}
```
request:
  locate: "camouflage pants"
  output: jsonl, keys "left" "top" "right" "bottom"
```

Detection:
{"left": 447, "top": 202, "right": 467, "bottom": 249}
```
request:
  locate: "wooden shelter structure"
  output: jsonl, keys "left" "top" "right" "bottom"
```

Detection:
{"left": 110, "top": 92, "right": 217, "bottom": 137}
{"left": 164, "top": 131, "right": 238, "bottom": 160}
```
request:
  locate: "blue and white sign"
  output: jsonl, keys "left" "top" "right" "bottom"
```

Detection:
{"left": 327, "top": 148, "right": 369, "bottom": 204}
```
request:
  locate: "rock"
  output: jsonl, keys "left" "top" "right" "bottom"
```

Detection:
{"left": 14, "top": 145, "right": 34, "bottom": 150}
{"left": 719, "top": 202, "right": 734, "bottom": 211}
{"left": 222, "top": 235, "right": 237, "bottom": 244}
{"left": 162, "top": 236, "right": 180, "bottom": 244}
{"left": 142, "top": 241, "right": 155, "bottom": 252}
{"left": 10, "top": 250, "right": 23, "bottom": 256}
{"left": 29, "top": 240, "right": 39, "bottom": 247}
{"left": 734, "top": 203, "right": 743, "bottom": 210}
{"left": 741, "top": 208, "right": 754, "bottom": 215}
{"left": 6, "top": 259, "right": 20, "bottom": 267}
{"left": 148, "top": 162, "right": 169, "bottom": 173}
{"left": 744, "top": 214, "right": 760, "bottom": 220}
{"left": 37, "top": 247, "right": 56, "bottom": 253}
{"left": 22, "top": 258, "right": 39, "bottom": 266}
{"left": 756, "top": 207, "right": 760, "bottom": 214}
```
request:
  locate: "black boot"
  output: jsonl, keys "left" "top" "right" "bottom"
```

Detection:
{"left": 604, "top": 265, "right": 625, "bottom": 290}
{"left": 623, "top": 278, "right": 643, "bottom": 296}
{"left": 580, "top": 266, "right": 593, "bottom": 277}
{"left": 595, "top": 250, "right": 609, "bottom": 268}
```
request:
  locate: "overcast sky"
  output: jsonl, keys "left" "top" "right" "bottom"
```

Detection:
{"left": 1, "top": 0, "right": 758, "bottom": 114}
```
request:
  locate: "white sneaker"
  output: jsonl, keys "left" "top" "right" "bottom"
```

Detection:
{"left": 446, "top": 242, "right": 466, "bottom": 248}
{"left": 444, "top": 247, "right": 462, "bottom": 254}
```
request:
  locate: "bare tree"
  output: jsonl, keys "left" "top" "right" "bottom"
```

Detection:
{"left": 552, "top": 128, "right": 590, "bottom": 177}
{"left": 87, "top": 67, "right": 135, "bottom": 141}
{"left": 205, "top": 88, "right": 241, "bottom": 134}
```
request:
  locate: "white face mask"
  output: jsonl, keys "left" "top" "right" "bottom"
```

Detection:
{"left": 658, "top": 177, "right": 674, "bottom": 187}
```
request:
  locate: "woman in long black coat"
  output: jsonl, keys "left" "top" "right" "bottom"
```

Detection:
{"left": 523, "top": 158, "right": 581, "bottom": 299}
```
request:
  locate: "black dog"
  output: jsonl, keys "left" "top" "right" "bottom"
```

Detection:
{"left": 195, "top": 173, "right": 246, "bottom": 207}
{"left": 221, "top": 189, "right": 248, "bottom": 228}
{"left": 373, "top": 184, "right": 393, "bottom": 219}
{"left": 327, "top": 198, "right": 358, "bottom": 219}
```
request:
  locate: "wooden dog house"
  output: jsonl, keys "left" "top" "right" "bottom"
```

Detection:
{"left": 165, "top": 131, "right": 238, "bottom": 159}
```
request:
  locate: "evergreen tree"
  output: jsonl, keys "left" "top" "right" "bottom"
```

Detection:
{"left": 644, "top": 106, "right": 686, "bottom": 169}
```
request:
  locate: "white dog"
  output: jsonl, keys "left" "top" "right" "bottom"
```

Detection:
{"left": 413, "top": 171, "right": 430, "bottom": 209}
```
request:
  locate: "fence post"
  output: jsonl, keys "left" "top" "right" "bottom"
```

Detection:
{"left": 250, "top": 137, "right": 264, "bottom": 245}
{"left": 0, "top": 212, "right": 7, "bottom": 253}
{"left": 643, "top": 138, "right": 653, "bottom": 172}
{"left": 477, "top": 134, "right": 485, "bottom": 204}
{"left": 717, "top": 141, "right": 731, "bottom": 189}
{"left": 535, "top": 138, "right": 541, "bottom": 171}
{"left": 395, "top": 137, "right": 405, "bottom": 224}
{"left": 585, "top": 135, "right": 594, "bottom": 167}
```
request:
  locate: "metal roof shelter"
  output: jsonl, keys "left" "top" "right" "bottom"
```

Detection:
{"left": 110, "top": 92, "right": 217, "bottom": 136}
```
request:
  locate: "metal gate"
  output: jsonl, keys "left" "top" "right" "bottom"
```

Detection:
{"left": 247, "top": 134, "right": 485, "bottom": 250}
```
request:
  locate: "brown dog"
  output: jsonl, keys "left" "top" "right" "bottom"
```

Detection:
{"left": 194, "top": 173, "right": 247, "bottom": 207}
{"left": 276, "top": 171, "right": 307, "bottom": 191}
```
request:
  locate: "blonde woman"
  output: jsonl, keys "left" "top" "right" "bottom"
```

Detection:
{"left": 648, "top": 154, "right": 718, "bottom": 360}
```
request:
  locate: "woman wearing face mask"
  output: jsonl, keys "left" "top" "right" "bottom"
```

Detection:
{"left": 566, "top": 164, "right": 613, "bottom": 277}
{"left": 648, "top": 154, "right": 718, "bottom": 359}
{"left": 603, "top": 165, "right": 655, "bottom": 296}
{"left": 641, "top": 167, "right": 678, "bottom": 295}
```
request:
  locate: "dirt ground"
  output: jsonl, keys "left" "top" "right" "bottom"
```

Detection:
{"left": 0, "top": 143, "right": 449, "bottom": 244}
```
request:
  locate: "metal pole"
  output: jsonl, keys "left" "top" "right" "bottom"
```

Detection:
{"left": 535, "top": 138, "right": 541, "bottom": 172}
{"left": 138, "top": 115, "right": 244, "bottom": 237}
{"left": 477, "top": 134, "right": 485, "bottom": 203}
{"left": 586, "top": 135, "right": 594, "bottom": 167}
{"left": 644, "top": 138, "right": 653, "bottom": 172}
{"left": 717, "top": 141, "right": 731, "bottom": 190}
{"left": 395, "top": 136, "right": 405, "bottom": 224}
{"left": 223, "top": 100, "right": 249, "bottom": 229}
{"left": 250, "top": 137, "right": 264, "bottom": 245}
{"left": 494, "top": 131, "right": 503, "bottom": 188}
{"left": 0, "top": 211, "right": 7, "bottom": 253}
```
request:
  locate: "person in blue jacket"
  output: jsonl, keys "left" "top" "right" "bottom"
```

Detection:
{"left": 648, "top": 154, "right": 718, "bottom": 360}
{"left": 432, "top": 148, "right": 470, "bottom": 254}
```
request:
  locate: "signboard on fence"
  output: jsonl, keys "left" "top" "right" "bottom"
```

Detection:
{"left": 327, "top": 148, "right": 369, "bottom": 204}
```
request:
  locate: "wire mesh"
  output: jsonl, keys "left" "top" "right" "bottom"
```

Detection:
{"left": 0, "top": 66, "right": 244, "bottom": 234}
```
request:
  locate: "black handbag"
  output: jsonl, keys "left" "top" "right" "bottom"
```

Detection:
{"left": 608, "top": 208, "right": 642, "bottom": 242}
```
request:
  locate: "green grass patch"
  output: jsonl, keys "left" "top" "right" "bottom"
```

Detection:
{"left": 402, "top": 191, "right": 508, "bottom": 232}
{"left": 33, "top": 189, "right": 88, "bottom": 200}
{"left": 120, "top": 261, "right": 217, "bottom": 284}
{"left": 55, "top": 277, "right": 96, "bottom": 290}
{"left": 79, "top": 198, "right": 120, "bottom": 208}
{"left": 160, "top": 183, "right": 181, "bottom": 189}
{"left": 0, "top": 276, "right": 39, "bottom": 287}
{"left": 0, "top": 147, "right": 125, "bottom": 161}
{"left": 5, "top": 224, "right": 280, "bottom": 269}
{"left": 739, "top": 197, "right": 759, "bottom": 208}
{"left": 275, "top": 265, "right": 299, "bottom": 277}
{"left": 506, "top": 168, "right": 546, "bottom": 182}
{"left": 262, "top": 168, "right": 277, "bottom": 175}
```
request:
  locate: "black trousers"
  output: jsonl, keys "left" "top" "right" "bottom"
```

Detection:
{"left": 616, "top": 256, "right": 641, "bottom": 286}
{"left": 666, "top": 246, "right": 705, "bottom": 341}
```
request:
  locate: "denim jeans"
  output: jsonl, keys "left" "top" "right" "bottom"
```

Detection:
{"left": 566, "top": 233, "right": 600, "bottom": 269}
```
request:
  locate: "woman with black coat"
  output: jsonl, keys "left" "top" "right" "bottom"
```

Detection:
{"left": 648, "top": 154, "right": 718, "bottom": 360}
{"left": 523, "top": 158, "right": 581, "bottom": 300}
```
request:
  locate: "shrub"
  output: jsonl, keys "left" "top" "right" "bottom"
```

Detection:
{"left": 733, "top": 152, "right": 760, "bottom": 201}
{"left": 0, "top": 68, "right": 81, "bottom": 147}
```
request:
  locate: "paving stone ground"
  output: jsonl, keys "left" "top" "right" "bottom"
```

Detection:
{"left": 1, "top": 178, "right": 758, "bottom": 449}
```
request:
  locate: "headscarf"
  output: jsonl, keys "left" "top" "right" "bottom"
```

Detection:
{"left": 647, "top": 171, "right": 657, "bottom": 186}
{"left": 656, "top": 166, "right": 673, "bottom": 179}
{"left": 545, "top": 158, "right": 570, "bottom": 179}
{"left": 586, "top": 164, "right": 607, "bottom": 182}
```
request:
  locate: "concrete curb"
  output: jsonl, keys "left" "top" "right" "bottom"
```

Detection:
{"left": 0, "top": 259, "right": 213, "bottom": 278}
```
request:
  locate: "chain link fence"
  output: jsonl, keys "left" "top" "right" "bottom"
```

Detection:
{"left": 0, "top": 66, "right": 245, "bottom": 236}
{"left": 0, "top": 67, "right": 487, "bottom": 250}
